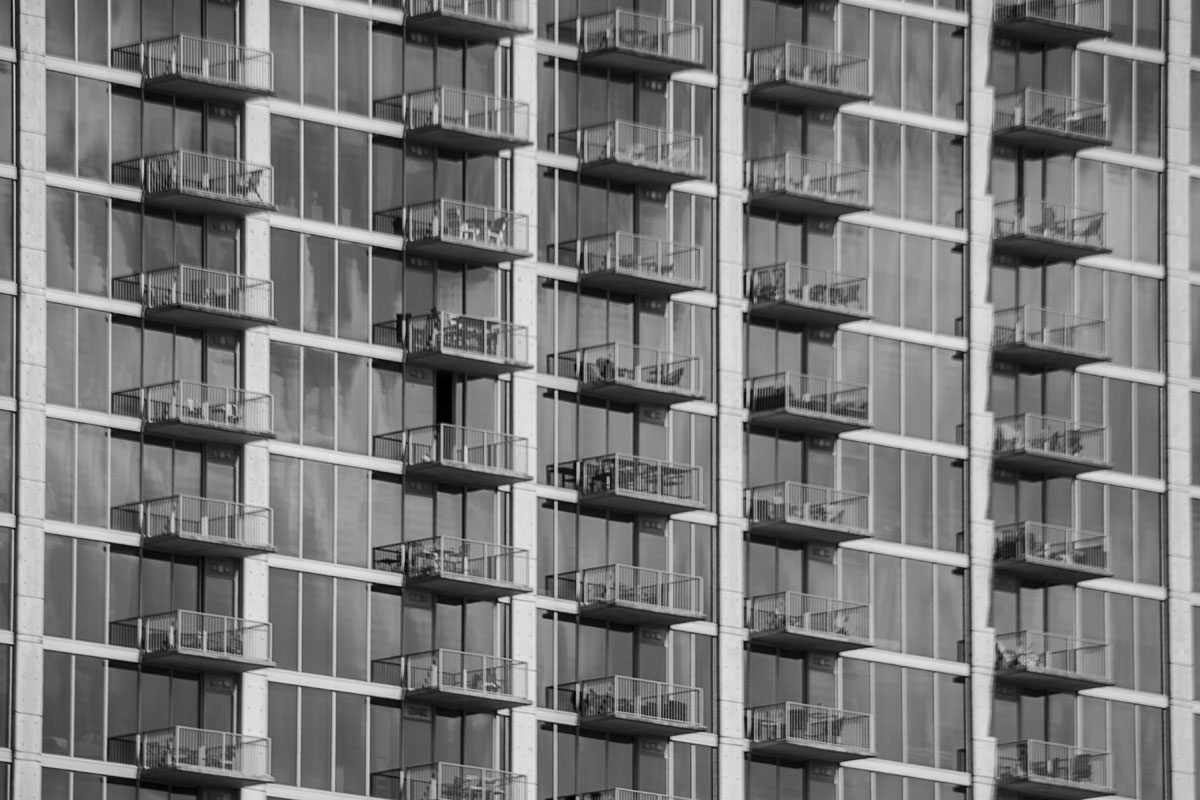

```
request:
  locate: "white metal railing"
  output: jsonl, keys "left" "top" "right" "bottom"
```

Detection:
{"left": 407, "top": 311, "right": 529, "bottom": 364}
{"left": 996, "top": 740, "right": 1111, "bottom": 789}
{"left": 747, "top": 263, "right": 868, "bottom": 316}
{"left": 112, "top": 610, "right": 272, "bottom": 662}
{"left": 374, "top": 424, "right": 529, "bottom": 475}
{"left": 745, "top": 592, "right": 870, "bottom": 641}
{"left": 562, "top": 675, "right": 703, "bottom": 726}
{"left": 112, "top": 34, "right": 273, "bottom": 94}
{"left": 747, "top": 153, "right": 868, "bottom": 204}
{"left": 993, "top": 521, "right": 1108, "bottom": 572}
{"left": 565, "top": 563, "right": 704, "bottom": 616}
{"left": 111, "top": 495, "right": 273, "bottom": 550}
{"left": 113, "top": 265, "right": 274, "bottom": 321}
{"left": 406, "top": 0, "right": 529, "bottom": 28}
{"left": 748, "top": 43, "right": 869, "bottom": 97}
{"left": 400, "top": 648, "right": 528, "bottom": 699}
{"left": 994, "top": 630, "right": 1109, "bottom": 681}
{"left": 993, "top": 413, "right": 1107, "bottom": 464}
{"left": 994, "top": 88, "right": 1107, "bottom": 142}
{"left": 745, "top": 482, "right": 870, "bottom": 532}
{"left": 112, "top": 380, "right": 273, "bottom": 435}
{"left": 575, "top": 454, "right": 703, "bottom": 504}
{"left": 371, "top": 763, "right": 528, "bottom": 800}
{"left": 993, "top": 305, "right": 1106, "bottom": 360}
{"left": 390, "top": 87, "right": 531, "bottom": 141}
{"left": 110, "top": 726, "right": 271, "bottom": 779}
{"left": 746, "top": 702, "right": 870, "bottom": 750}
{"left": 578, "top": 231, "right": 702, "bottom": 289}
{"left": 745, "top": 371, "right": 869, "bottom": 424}
{"left": 554, "top": 343, "right": 702, "bottom": 396}
{"left": 578, "top": 10, "right": 702, "bottom": 66}
{"left": 576, "top": 121, "right": 703, "bottom": 178}
{"left": 113, "top": 151, "right": 274, "bottom": 207}
{"left": 994, "top": 0, "right": 1106, "bottom": 31}
{"left": 993, "top": 199, "right": 1106, "bottom": 248}
{"left": 376, "top": 199, "right": 529, "bottom": 253}
{"left": 374, "top": 536, "right": 530, "bottom": 587}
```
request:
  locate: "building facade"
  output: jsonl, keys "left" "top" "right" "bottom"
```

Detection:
{"left": 0, "top": 0, "right": 1194, "bottom": 799}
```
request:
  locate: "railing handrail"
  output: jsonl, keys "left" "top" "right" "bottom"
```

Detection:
{"left": 744, "top": 480, "right": 869, "bottom": 502}
{"left": 116, "top": 149, "right": 273, "bottom": 175}
{"left": 569, "top": 562, "right": 701, "bottom": 583}
{"left": 995, "top": 520, "right": 1107, "bottom": 545}
{"left": 576, "top": 119, "right": 701, "bottom": 144}
{"left": 579, "top": 452, "right": 698, "bottom": 472}
{"left": 749, "top": 152, "right": 868, "bottom": 179}
{"left": 389, "top": 422, "right": 526, "bottom": 443}
{"left": 994, "top": 197, "right": 1105, "bottom": 223}
{"left": 993, "top": 304, "right": 1105, "bottom": 328}
{"left": 117, "top": 33, "right": 271, "bottom": 58}
{"left": 404, "top": 197, "right": 526, "bottom": 220}
{"left": 113, "top": 378, "right": 271, "bottom": 403}
{"left": 998, "top": 737, "right": 1108, "bottom": 756}
{"left": 405, "top": 85, "right": 529, "bottom": 111}
{"left": 130, "top": 608, "right": 269, "bottom": 629}
{"left": 747, "top": 42, "right": 869, "bottom": 95}
{"left": 408, "top": 309, "right": 526, "bottom": 336}
{"left": 117, "top": 263, "right": 273, "bottom": 290}
{"left": 995, "top": 628, "right": 1108, "bottom": 651}
{"left": 994, "top": 411, "right": 1104, "bottom": 433}
{"left": 995, "top": 87, "right": 1106, "bottom": 113}
{"left": 745, "top": 369, "right": 868, "bottom": 394}
{"left": 112, "top": 493, "right": 270, "bottom": 515}
{"left": 405, "top": 646, "right": 527, "bottom": 666}
{"left": 570, "top": 674, "right": 700, "bottom": 695}
{"left": 578, "top": 8, "right": 699, "bottom": 37}
{"left": 579, "top": 230, "right": 699, "bottom": 254}
{"left": 746, "top": 590, "right": 869, "bottom": 613}
{"left": 131, "top": 724, "right": 270, "bottom": 745}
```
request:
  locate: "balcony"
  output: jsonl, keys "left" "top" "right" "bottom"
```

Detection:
{"left": 993, "top": 0, "right": 1108, "bottom": 45}
{"left": 576, "top": 791, "right": 695, "bottom": 800}
{"left": 994, "top": 89, "right": 1109, "bottom": 154}
{"left": 400, "top": 311, "right": 532, "bottom": 376}
{"left": 112, "top": 151, "right": 274, "bottom": 216}
{"left": 993, "top": 306, "right": 1108, "bottom": 370}
{"left": 746, "top": 372, "right": 870, "bottom": 435}
{"left": 554, "top": 343, "right": 703, "bottom": 406}
{"left": 576, "top": 232, "right": 703, "bottom": 296}
{"left": 996, "top": 740, "right": 1111, "bottom": 799}
{"left": 577, "top": 10, "right": 703, "bottom": 75}
{"left": 403, "top": 0, "right": 532, "bottom": 40}
{"left": 745, "top": 482, "right": 871, "bottom": 545}
{"left": 747, "top": 44, "right": 869, "bottom": 108}
{"left": 560, "top": 676, "right": 704, "bottom": 737}
{"left": 562, "top": 563, "right": 705, "bottom": 626}
{"left": 569, "top": 454, "right": 704, "bottom": 515}
{"left": 746, "top": 264, "right": 869, "bottom": 327}
{"left": 746, "top": 154, "right": 869, "bottom": 218}
{"left": 112, "top": 610, "right": 273, "bottom": 673}
{"left": 374, "top": 199, "right": 531, "bottom": 265}
{"left": 994, "top": 522, "right": 1111, "bottom": 584}
{"left": 112, "top": 381, "right": 273, "bottom": 444}
{"left": 111, "top": 495, "right": 273, "bottom": 557}
{"left": 746, "top": 702, "right": 872, "bottom": 763}
{"left": 374, "top": 649, "right": 530, "bottom": 712}
{"left": 993, "top": 413, "right": 1108, "bottom": 477}
{"left": 109, "top": 726, "right": 271, "bottom": 788}
{"left": 112, "top": 35, "right": 273, "bottom": 101}
{"left": 376, "top": 87, "right": 531, "bottom": 153}
{"left": 113, "top": 266, "right": 274, "bottom": 330}
{"left": 575, "top": 121, "right": 704, "bottom": 185}
{"left": 993, "top": 199, "right": 1109, "bottom": 262}
{"left": 374, "top": 424, "right": 530, "bottom": 488}
{"left": 373, "top": 536, "right": 531, "bottom": 599}
{"left": 995, "top": 631, "right": 1110, "bottom": 692}
{"left": 745, "top": 592, "right": 871, "bottom": 653}
{"left": 371, "top": 763, "right": 527, "bottom": 800}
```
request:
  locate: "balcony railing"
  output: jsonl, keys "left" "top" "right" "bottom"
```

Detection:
{"left": 745, "top": 482, "right": 871, "bottom": 545}
{"left": 111, "top": 495, "right": 273, "bottom": 556}
{"left": 994, "top": 0, "right": 1108, "bottom": 45}
{"left": 112, "top": 381, "right": 274, "bottom": 444}
{"left": 994, "top": 89, "right": 1108, "bottom": 152}
{"left": 995, "top": 630, "right": 1110, "bottom": 691}
{"left": 404, "top": 0, "right": 532, "bottom": 38}
{"left": 746, "top": 702, "right": 872, "bottom": 761}
{"left": 746, "top": 264, "right": 869, "bottom": 326}
{"left": 996, "top": 740, "right": 1111, "bottom": 798}
{"left": 993, "top": 305, "right": 1107, "bottom": 369}
{"left": 113, "top": 151, "right": 274, "bottom": 215}
{"left": 554, "top": 343, "right": 703, "bottom": 405}
{"left": 113, "top": 265, "right": 274, "bottom": 329}
{"left": 405, "top": 311, "right": 531, "bottom": 375}
{"left": 746, "top": 153, "right": 869, "bottom": 217}
{"left": 562, "top": 563, "right": 705, "bottom": 625}
{"left": 576, "top": 791, "right": 695, "bottom": 800}
{"left": 994, "top": 521, "right": 1110, "bottom": 583}
{"left": 559, "top": 675, "right": 704, "bottom": 735}
{"left": 374, "top": 536, "right": 531, "bottom": 599}
{"left": 578, "top": 10, "right": 703, "bottom": 74}
{"left": 747, "top": 43, "right": 870, "bottom": 107}
{"left": 570, "top": 453, "right": 704, "bottom": 514}
{"left": 746, "top": 371, "right": 870, "bottom": 434}
{"left": 371, "top": 763, "right": 528, "bottom": 800}
{"left": 383, "top": 648, "right": 530, "bottom": 710}
{"left": 112, "top": 610, "right": 273, "bottom": 672}
{"left": 746, "top": 592, "right": 871, "bottom": 652}
{"left": 993, "top": 413, "right": 1108, "bottom": 476}
{"left": 109, "top": 726, "right": 272, "bottom": 787}
{"left": 112, "top": 35, "right": 272, "bottom": 100}
{"left": 377, "top": 87, "right": 531, "bottom": 152}
{"left": 375, "top": 199, "right": 531, "bottom": 264}
{"left": 575, "top": 121, "right": 704, "bottom": 183}
{"left": 373, "top": 424, "right": 530, "bottom": 488}
{"left": 577, "top": 231, "right": 703, "bottom": 294}
{"left": 993, "top": 199, "right": 1109, "bottom": 261}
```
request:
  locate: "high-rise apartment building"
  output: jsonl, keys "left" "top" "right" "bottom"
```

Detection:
{"left": 0, "top": 0, "right": 1194, "bottom": 798}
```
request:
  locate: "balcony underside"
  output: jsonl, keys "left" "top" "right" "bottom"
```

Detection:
{"left": 403, "top": 572, "right": 530, "bottom": 600}
{"left": 141, "top": 531, "right": 274, "bottom": 558}
{"left": 994, "top": 554, "right": 1111, "bottom": 585}
{"left": 992, "top": 234, "right": 1109, "bottom": 263}
{"left": 405, "top": 349, "right": 531, "bottom": 378}
{"left": 403, "top": 461, "right": 530, "bottom": 489}
{"left": 141, "top": 188, "right": 274, "bottom": 217}
{"left": 580, "top": 269, "right": 698, "bottom": 297}
{"left": 578, "top": 713, "right": 704, "bottom": 737}
{"left": 996, "top": 775, "right": 1110, "bottom": 800}
{"left": 993, "top": 451, "right": 1108, "bottom": 478}
{"left": 581, "top": 159, "right": 698, "bottom": 186}
{"left": 994, "top": 126, "right": 1110, "bottom": 155}
{"left": 141, "top": 648, "right": 274, "bottom": 674}
{"left": 995, "top": 666, "right": 1112, "bottom": 693}
{"left": 749, "top": 81, "right": 869, "bottom": 109}
{"left": 405, "top": 125, "right": 532, "bottom": 154}
{"left": 406, "top": 236, "right": 530, "bottom": 266}
{"left": 747, "top": 738, "right": 872, "bottom": 763}
{"left": 138, "top": 765, "right": 271, "bottom": 790}
{"left": 748, "top": 408, "right": 869, "bottom": 436}
{"left": 748, "top": 299, "right": 869, "bottom": 328}
{"left": 143, "top": 303, "right": 275, "bottom": 331}
{"left": 578, "top": 601, "right": 704, "bottom": 627}
{"left": 580, "top": 380, "right": 701, "bottom": 407}
{"left": 579, "top": 49, "right": 698, "bottom": 77}
{"left": 404, "top": 12, "right": 531, "bottom": 40}
{"left": 993, "top": 18, "right": 1109, "bottom": 46}
{"left": 144, "top": 74, "right": 271, "bottom": 103}
{"left": 578, "top": 489, "right": 703, "bottom": 515}
{"left": 993, "top": 342, "right": 1109, "bottom": 370}
{"left": 749, "top": 627, "right": 872, "bottom": 654}
{"left": 144, "top": 419, "right": 274, "bottom": 446}
{"left": 404, "top": 685, "right": 529, "bottom": 712}
{"left": 747, "top": 190, "right": 867, "bottom": 219}
{"left": 748, "top": 517, "right": 871, "bottom": 547}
